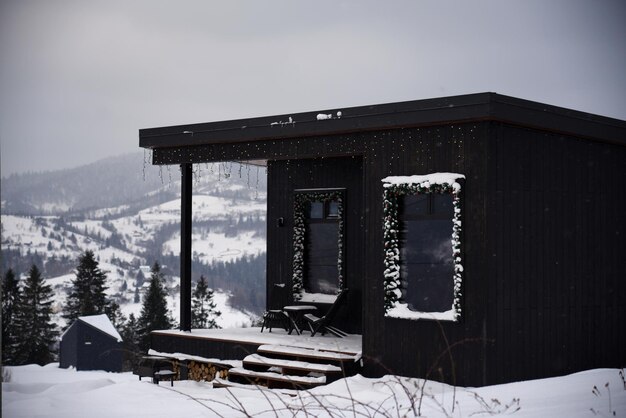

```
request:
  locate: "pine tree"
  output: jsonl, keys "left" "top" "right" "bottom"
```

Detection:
{"left": 120, "top": 313, "right": 141, "bottom": 352}
{"left": 119, "top": 313, "right": 142, "bottom": 370}
{"left": 137, "top": 262, "right": 173, "bottom": 351}
{"left": 63, "top": 250, "right": 110, "bottom": 327}
{"left": 192, "top": 275, "right": 221, "bottom": 329}
{"left": 14, "top": 265, "right": 58, "bottom": 365}
{"left": 105, "top": 300, "right": 126, "bottom": 329}
{"left": 2, "top": 269, "right": 22, "bottom": 364}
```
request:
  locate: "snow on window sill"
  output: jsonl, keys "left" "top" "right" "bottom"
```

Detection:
{"left": 385, "top": 302, "right": 458, "bottom": 322}
{"left": 299, "top": 292, "right": 338, "bottom": 304}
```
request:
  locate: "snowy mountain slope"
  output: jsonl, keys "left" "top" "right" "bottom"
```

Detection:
{"left": 1, "top": 154, "right": 268, "bottom": 329}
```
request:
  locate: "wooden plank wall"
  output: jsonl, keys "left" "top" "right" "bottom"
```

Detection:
{"left": 489, "top": 123, "right": 626, "bottom": 384}
{"left": 361, "top": 123, "right": 490, "bottom": 386}
{"left": 150, "top": 333, "right": 261, "bottom": 360}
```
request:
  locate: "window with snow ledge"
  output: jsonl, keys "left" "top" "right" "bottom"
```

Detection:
{"left": 382, "top": 173, "right": 464, "bottom": 322}
{"left": 292, "top": 189, "right": 345, "bottom": 302}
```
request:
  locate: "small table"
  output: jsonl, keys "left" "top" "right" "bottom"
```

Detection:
{"left": 154, "top": 369, "right": 176, "bottom": 386}
{"left": 283, "top": 305, "right": 317, "bottom": 335}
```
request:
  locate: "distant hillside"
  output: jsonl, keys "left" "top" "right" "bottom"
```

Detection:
{"left": 0, "top": 152, "right": 267, "bottom": 216}
{"left": 1, "top": 153, "right": 269, "bottom": 324}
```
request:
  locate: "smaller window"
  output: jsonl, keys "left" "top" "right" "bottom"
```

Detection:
{"left": 309, "top": 202, "right": 324, "bottom": 219}
{"left": 327, "top": 201, "right": 340, "bottom": 218}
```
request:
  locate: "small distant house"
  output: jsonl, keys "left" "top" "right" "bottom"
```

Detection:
{"left": 139, "top": 93, "right": 626, "bottom": 386}
{"left": 60, "top": 314, "right": 123, "bottom": 372}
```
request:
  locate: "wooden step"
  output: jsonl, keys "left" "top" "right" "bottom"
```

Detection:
{"left": 227, "top": 367, "right": 326, "bottom": 389}
{"left": 243, "top": 353, "right": 343, "bottom": 377}
{"left": 212, "top": 377, "right": 299, "bottom": 396}
{"left": 257, "top": 344, "right": 359, "bottom": 367}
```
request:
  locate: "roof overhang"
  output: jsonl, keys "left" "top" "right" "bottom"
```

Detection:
{"left": 139, "top": 92, "right": 626, "bottom": 152}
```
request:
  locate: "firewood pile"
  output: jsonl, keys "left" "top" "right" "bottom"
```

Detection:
{"left": 187, "top": 360, "right": 230, "bottom": 381}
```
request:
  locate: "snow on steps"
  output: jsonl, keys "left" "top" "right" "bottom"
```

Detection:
{"left": 227, "top": 367, "right": 326, "bottom": 389}
{"left": 211, "top": 377, "right": 299, "bottom": 396}
{"left": 243, "top": 353, "right": 343, "bottom": 375}
{"left": 223, "top": 344, "right": 361, "bottom": 390}
{"left": 256, "top": 344, "right": 360, "bottom": 364}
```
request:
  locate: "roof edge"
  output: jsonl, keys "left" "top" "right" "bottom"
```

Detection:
{"left": 139, "top": 93, "right": 626, "bottom": 149}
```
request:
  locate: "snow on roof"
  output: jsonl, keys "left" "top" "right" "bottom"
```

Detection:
{"left": 382, "top": 172, "right": 465, "bottom": 191}
{"left": 79, "top": 314, "right": 123, "bottom": 342}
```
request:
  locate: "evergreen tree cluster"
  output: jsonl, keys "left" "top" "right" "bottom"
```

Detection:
{"left": 2, "top": 266, "right": 58, "bottom": 365}
{"left": 3, "top": 251, "right": 223, "bottom": 368}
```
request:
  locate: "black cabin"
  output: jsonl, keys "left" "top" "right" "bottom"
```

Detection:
{"left": 60, "top": 314, "right": 123, "bottom": 372}
{"left": 139, "top": 93, "right": 626, "bottom": 386}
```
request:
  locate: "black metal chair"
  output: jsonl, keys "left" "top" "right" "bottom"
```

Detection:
{"left": 260, "top": 283, "right": 291, "bottom": 333}
{"left": 303, "top": 288, "right": 349, "bottom": 337}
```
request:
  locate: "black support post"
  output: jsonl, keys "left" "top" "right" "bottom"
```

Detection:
{"left": 180, "top": 164, "right": 192, "bottom": 331}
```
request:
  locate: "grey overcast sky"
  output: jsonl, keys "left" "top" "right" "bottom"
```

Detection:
{"left": 1, "top": 0, "right": 625, "bottom": 177}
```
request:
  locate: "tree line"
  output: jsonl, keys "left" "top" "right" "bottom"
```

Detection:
{"left": 2, "top": 250, "right": 221, "bottom": 367}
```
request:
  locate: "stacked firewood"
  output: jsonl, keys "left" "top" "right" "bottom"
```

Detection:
{"left": 187, "top": 361, "right": 229, "bottom": 381}
{"left": 171, "top": 360, "right": 181, "bottom": 379}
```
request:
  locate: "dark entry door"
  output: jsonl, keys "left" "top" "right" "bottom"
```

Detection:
{"left": 267, "top": 156, "right": 363, "bottom": 334}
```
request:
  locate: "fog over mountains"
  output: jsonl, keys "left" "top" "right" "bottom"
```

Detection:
{"left": 0, "top": 152, "right": 268, "bottom": 328}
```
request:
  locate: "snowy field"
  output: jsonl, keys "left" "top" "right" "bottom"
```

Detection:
{"left": 3, "top": 364, "right": 624, "bottom": 417}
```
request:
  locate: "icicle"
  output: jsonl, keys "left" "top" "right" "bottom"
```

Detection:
{"left": 246, "top": 163, "right": 251, "bottom": 188}
{"left": 255, "top": 166, "right": 260, "bottom": 199}
{"left": 142, "top": 149, "right": 147, "bottom": 181}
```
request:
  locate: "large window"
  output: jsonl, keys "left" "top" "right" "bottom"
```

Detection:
{"left": 382, "top": 173, "right": 464, "bottom": 321}
{"left": 292, "top": 189, "right": 345, "bottom": 302}
{"left": 400, "top": 194, "right": 455, "bottom": 313}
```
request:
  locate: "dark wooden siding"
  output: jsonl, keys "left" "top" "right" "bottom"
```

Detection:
{"left": 59, "top": 323, "right": 78, "bottom": 369}
{"left": 151, "top": 332, "right": 261, "bottom": 360}
{"left": 360, "top": 124, "right": 490, "bottom": 387}
{"left": 487, "top": 123, "right": 626, "bottom": 384}
{"left": 60, "top": 322, "right": 123, "bottom": 372}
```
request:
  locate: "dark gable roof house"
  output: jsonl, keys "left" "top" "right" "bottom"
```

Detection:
{"left": 139, "top": 93, "right": 626, "bottom": 386}
{"left": 60, "top": 314, "right": 123, "bottom": 372}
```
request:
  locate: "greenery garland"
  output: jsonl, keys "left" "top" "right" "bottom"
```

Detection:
{"left": 382, "top": 181, "right": 463, "bottom": 320}
{"left": 292, "top": 191, "right": 344, "bottom": 300}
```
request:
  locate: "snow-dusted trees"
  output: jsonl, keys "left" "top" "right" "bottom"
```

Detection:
{"left": 13, "top": 265, "right": 58, "bottom": 365}
{"left": 62, "top": 250, "right": 113, "bottom": 327}
{"left": 191, "top": 275, "right": 221, "bottom": 329}
{"left": 137, "top": 262, "right": 174, "bottom": 351}
{"left": 2, "top": 269, "right": 22, "bottom": 364}
{"left": 120, "top": 313, "right": 141, "bottom": 351}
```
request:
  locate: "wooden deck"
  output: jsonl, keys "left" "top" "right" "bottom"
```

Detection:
{"left": 150, "top": 327, "right": 362, "bottom": 361}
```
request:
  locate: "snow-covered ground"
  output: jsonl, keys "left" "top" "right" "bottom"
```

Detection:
{"left": 3, "top": 364, "right": 624, "bottom": 417}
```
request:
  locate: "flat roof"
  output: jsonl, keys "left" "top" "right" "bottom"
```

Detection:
{"left": 139, "top": 92, "right": 626, "bottom": 149}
